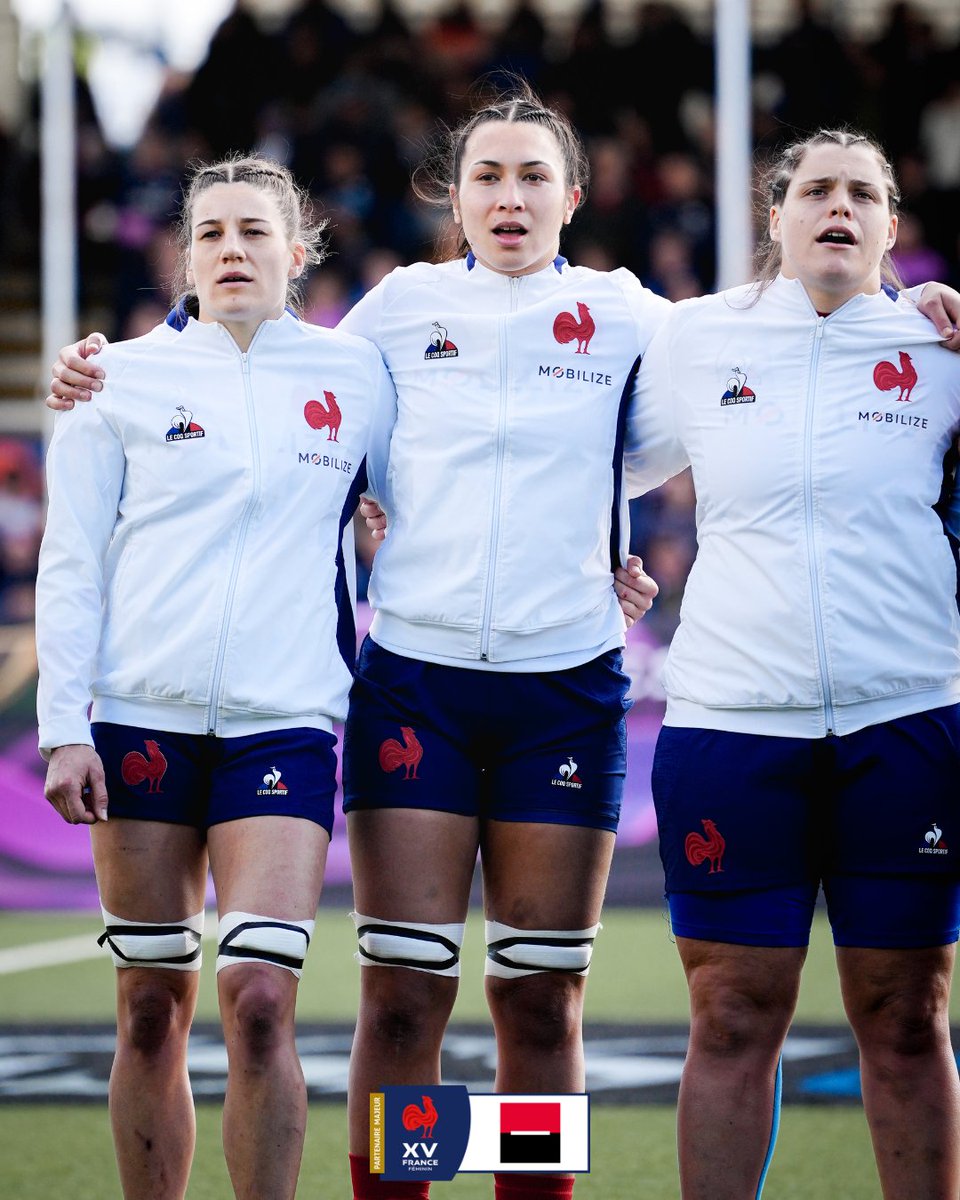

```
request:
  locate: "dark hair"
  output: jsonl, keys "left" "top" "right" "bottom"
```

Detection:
{"left": 753, "top": 129, "right": 903, "bottom": 290}
{"left": 173, "top": 154, "right": 327, "bottom": 314}
{"left": 413, "top": 76, "right": 589, "bottom": 260}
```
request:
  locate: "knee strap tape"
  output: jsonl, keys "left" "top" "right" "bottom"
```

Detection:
{"left": 98, "top": 906, "right": 204, "bottom": 971}
{"left": 484, "top": 919, "right": 600, "bottom": 978}
{"left": 352, "top": 911, "right": 465, "bottom": 976}
{"left": 217, "top": 911, "right": 315, "bottom": 979}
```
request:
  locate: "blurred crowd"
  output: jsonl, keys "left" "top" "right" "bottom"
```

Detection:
{"left": 2, "top": 0, "right": 959, "bottom": 628}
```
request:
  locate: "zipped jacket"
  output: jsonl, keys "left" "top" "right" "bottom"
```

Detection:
{"left": 37, "top": 313, "right": 396, "bottom": 753}
{"left": 338, "top": 255, "right": 671, "bottom": 670}
{"left": 627, "top": 274, "right": 960, "bottom": 737}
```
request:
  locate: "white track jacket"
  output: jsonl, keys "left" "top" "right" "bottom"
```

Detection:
{"left": 338, "top": 254, "right": 671, "bottom": 670}
{"left": 37, "top": 313, "right": 396, "bottom": 753}
{"left": 626, "top": 274, "right": 960, "bottom": 738}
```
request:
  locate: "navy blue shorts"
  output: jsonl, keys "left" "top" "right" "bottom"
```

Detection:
{"left": 93, "top": 722, "right": 339, "bottom": 834}
{"left": 652, "top": 706, "right": 960, "bottom": 948}
{"left": 341, "top": 639, "right": 630, "bottom": 831}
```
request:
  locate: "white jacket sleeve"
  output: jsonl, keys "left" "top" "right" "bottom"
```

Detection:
{"left": 623, "top": 315, "right": 689, "bottom": 497}
{"left": 363, "top": 353, "right": 397, "bottom": 506}
{"left": 36, "top": 394, "right": 125, "bottom": 755}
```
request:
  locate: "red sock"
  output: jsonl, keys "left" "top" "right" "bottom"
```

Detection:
{"left": 494, "top": 1174, "right": 575, "bottom": 1199}
{"left": 349, "top": 1154, "right": 431, "bottom": 1199}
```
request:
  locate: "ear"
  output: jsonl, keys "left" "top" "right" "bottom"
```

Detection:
{"left": 769, "top": 206, "right": 782, "bottom": 245}
{"left": 886, "top": 212, "right": 898, "bottom": 251}
{"left": 289, "top": 240, "right": 307, "bottom": 279}
{"left": 185, "top": 258, "right": 195, "bottom": 287}
{"left": 562, "top": 185, "right": 582, "bottom": 226}
{"left": 449, "top": 183, "right": 462, "bottom": 226}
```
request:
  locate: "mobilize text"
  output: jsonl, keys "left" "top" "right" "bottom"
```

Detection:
{"left": 297, "top": 452, "right": 353, "bottom": 472}
{"left": 538, "top": 365, "right": 613, "bottom": 385}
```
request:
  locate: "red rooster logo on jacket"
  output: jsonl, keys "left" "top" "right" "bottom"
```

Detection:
{"left": 402, "top": 1095, "right": 438, "bottom": 1139}
{"left": 304, "top": 391, "right": 342, "bottom": 440}
{"left": 873, "top": 351, "right": 917, "bottom": 402}
{"left": 378, "top": 727, "right": 423, "bottom": 780}
{"left": 684, "top": 818, "right": 726, "bottom": 874}
{"left": 121, "top": 740, "right": 168, "bottom": 793}
{"left": 553, "top": 302, "right": 595, "bottom": 354}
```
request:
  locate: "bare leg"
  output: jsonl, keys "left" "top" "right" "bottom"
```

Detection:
{"left": 675, "top": 938, "right": 806, "bottom": 1200}
{"left": 481, "top": 821, "right": 615, "bottom": 1094}
{"left": 346, "top": 807, "right": 479, "bottom": 1153}
{"left": 209, "top": 814, "right": 328, "bottom": 1200}
{"left": 838, "top": 943, "right": 960, "bottom": 1199}
{"left": 91, "top": 819, "right": 207, "bottom": 1200}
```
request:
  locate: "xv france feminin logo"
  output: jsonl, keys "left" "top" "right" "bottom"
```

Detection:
{"left": 372, "top": 1087, "right": 590, "bottom": 1179}
{"left": 372, "top": 1084, "right": 470, "bottom": 1181}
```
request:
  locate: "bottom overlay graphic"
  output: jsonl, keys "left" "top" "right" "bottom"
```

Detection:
{"left": 369, "top": 1086, "right": 590, "bottom": 1180}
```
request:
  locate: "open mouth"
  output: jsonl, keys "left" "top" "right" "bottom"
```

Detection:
{"left": 816, "top": 228, "right": 856, "bottom": 246}
{"left": 493, "top": 223, "right": 527, "bottom": 238}
{"left": 217, "top": 272, "right": 253, "bottom": 284}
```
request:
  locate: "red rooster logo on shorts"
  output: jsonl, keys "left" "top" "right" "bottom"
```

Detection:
{"left": 121, "top": 740, "right": 167, "bottom": 793}
{"left": 378, "top": 727, "right": 423, "bottom": 780}
{"left": 685, "top": 818, "right": 726, "bottom": 874}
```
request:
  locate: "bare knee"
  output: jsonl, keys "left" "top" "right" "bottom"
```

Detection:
{"left": 841, "top": 947, "right": 954, "bottom": 1060}
{"left": 220, "top": 966, "right": 295, "bottom": 1065}
{"left": 360, "top": 969, "right": 458, "bottom": 1055}
{"left": 118, "top": 973, "right": 194, "bottom": 1061}
{"left": 848, "top": 982, "right": 951, "bottom": 1058}
{"left": 486, "top": 973, "right": 584, "bottom": 1054}
{"left": 691, "top": 990, "right": 791, "bottom": 1062}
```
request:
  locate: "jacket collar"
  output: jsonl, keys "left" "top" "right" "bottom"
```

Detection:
{"left": 769, "top": 272, "right": 894, "bottom": 318}
{"left": 464, "top": 251, "right": 567, "bottom": 275}
{"left": 166, "top": 299, "right": 301, "bottom": 331}
{"left": 177, "top": 309, "right": 300, "bottom": 350}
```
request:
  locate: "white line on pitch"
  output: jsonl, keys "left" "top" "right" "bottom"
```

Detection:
{"left": 0, "top": 934, "right": 102, "bottom": 974}
{"left": 0, "top": 914, "right": 218, "bottom": 975}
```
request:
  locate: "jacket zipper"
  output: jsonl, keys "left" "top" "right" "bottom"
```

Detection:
{"left": 206, "top": 325, "right": 264, "bottom": 733}
{"left": 479, "top": 275, "right": 521, "bottom": 660}
{"left": 802, "top": 316, "right": 836, "bottom": 736}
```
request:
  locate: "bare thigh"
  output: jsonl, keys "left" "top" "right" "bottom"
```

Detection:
{"left": 481, "top": 821, "right": 615, "bottom": 927}
{"left": 91, "top": 819, "right": 208, "bottom": 919}
{"left": 677, "top": 937, "right": 807, "bottom": 1026}
{"left": 347, "top": 807, "right": 480, "bottom": 920}
{"left": 207, "top": 815, "right": 329, "bottom": 919}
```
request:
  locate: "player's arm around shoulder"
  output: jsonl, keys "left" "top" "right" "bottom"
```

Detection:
{"left": 37, "top": 351, "right": 128, "bottom": 808}
{"left": 900, "top": 281, "right": 960, "bottom": 350}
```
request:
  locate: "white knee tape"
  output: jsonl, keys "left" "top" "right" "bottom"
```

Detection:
{"left": 352, "top": 912, "right": 465, "bottom": 976}
{"left": 98, "top": 906, "right": 204, "bottom": 971}
{"left": 484, "top": 919, "right": 601, "bottom": 978}
{"left": 216, "top": 912, "right": 315, "bottom": 979}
